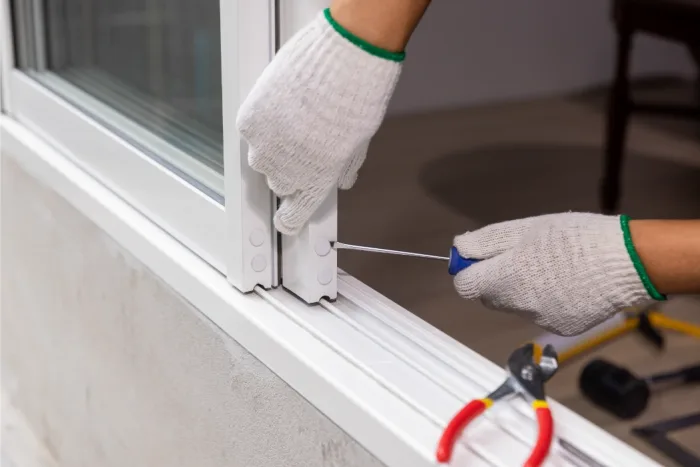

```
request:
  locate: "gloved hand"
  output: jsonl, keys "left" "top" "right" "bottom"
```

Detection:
{"left": 236, "top": 9, "right": 403, "bottom": 235}
{"left": 453, "top": 213, "right": 665, "bottom": 336}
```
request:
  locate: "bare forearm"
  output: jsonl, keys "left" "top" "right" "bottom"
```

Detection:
{"left": 330, "top": 0, "right": 432, "bottom": 52}
{"left": 630, "top": 220, "right": 700, "bottom": 294}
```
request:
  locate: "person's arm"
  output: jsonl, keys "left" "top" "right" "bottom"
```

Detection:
{"left": 237, "top": 1, "right": 433, "bottom": 235}
{"left": 451, "top": 213, "right": 698, "bottom": 337}
{"left": 630, "top": 220, "right": 700, "bottom": 294}
{"left": 330, "top": 0, "right": 432, "bottom": 53}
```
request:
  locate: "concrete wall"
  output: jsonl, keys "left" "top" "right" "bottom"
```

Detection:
{"left": 1, "top": 154, "right": 384, "bottom": 467}
{"left": 389, "top": 0, "right": 695, "bottom": 114}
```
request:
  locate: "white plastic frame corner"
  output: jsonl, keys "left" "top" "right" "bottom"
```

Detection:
{"left": 221, "top": 0, "right": 278, "bottom": 291}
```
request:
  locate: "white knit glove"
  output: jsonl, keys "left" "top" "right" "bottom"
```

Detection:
{"left": 453, "top": 213, "right": 665, "bottom": 336}
{"left": 236, "top": 9, "right": 403, "bottom": 235}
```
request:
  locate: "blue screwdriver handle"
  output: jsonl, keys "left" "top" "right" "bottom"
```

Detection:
{"left": 448, "top": 246, "right": 480, "bottom": 276}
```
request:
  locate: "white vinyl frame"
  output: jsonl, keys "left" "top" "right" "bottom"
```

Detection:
{"left": 0, "top": 2, "right": 662, "bottom": 466}
{"left": 1, "top": 0, "right": 278, "bottom": 290}
{"left": 0, "top": 0, "right": 12, "bottom": 109}
{"left": 278, "top": 0, "right": 339, "bottom": 303}
{"left": 29, "top": 0, "right": 47, "bottom": 70}
{"left": 222, "top": 0, "right": 277, "bottom": 290}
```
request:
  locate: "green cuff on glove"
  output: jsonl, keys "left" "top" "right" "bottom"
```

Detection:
{"left": 323, "top": 8, "right": 406, "bottom": 62}
{"left": 620, "top": 215, "right": 666, "bottom": 301}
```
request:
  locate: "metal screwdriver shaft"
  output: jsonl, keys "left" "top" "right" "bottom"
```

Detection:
{"left": 331, "top": 241, "right": 449, "bottom": 261}
{"left": 331, "top": 241, "right": 480, "bottom": 276}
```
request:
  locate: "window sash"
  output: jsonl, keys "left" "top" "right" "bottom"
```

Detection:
{"left": 6, "top": 0, "right": 334, "bottom": 296}
{"left": 3, "top": 0, "right": 278, "bottom": 289}
{"left": 277, "top": 0, "right": 339, "bottom": 303}
{"left": 222, "top": 0, "right": 278, "bottom": 290}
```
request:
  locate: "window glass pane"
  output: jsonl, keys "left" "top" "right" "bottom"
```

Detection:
{"left": 19, "top": 0, "right": 224, "bottom": 196}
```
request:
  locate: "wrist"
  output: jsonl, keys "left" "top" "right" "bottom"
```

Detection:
{"left": 326, "top": 5, "right": 408, "bottom": 61}
{"left": 628, "top": 218, "right": 700, "bottom": 295}
{"left": 623, "top": 217, "right": 665, "bottom": 299}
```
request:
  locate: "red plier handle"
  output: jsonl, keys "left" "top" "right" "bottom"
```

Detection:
{"left": 436, "top": 398, "right": 554, "bottom": 467}
{"left": 436, "top": 398, "right": 492, "bottom": 462}
{"left": 528, "top": 400, "right": 554, "bottom": 467}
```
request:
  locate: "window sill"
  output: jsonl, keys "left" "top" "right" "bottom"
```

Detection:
{"left": 0, "top": 116, "right": 661, "bottom": 467}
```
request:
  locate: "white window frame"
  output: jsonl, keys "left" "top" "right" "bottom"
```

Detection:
{"left": 0, "top": 2, "right": 662, "bottom": 466}
{"left": 2, "top": 0, "right": 277, "bottom": 290}
{"left": 277, "top": 1, "right": 339, "bottom": 303}
{"left": 223, "top": 0, "right": 278, "bottom": 290}
{"left": 0, "top": 0, "right": 13, "bottom": 108}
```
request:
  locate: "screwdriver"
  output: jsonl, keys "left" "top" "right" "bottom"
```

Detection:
{"left": 331, "top": 241, "right": 479, "bottom": 276}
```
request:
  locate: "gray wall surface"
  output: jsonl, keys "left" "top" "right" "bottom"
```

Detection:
{"left": 1, "top": 154, "right": 385, "bottom": 467}
{"left": 389, "top": 0, "right": 695, "bottom": 114}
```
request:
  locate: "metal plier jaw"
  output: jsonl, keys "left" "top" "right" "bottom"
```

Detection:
{"left": 436, "top": 343, "right": 559, "bottom": 467}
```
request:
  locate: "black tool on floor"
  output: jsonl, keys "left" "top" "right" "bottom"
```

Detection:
{"left": 637, "top": 311, "right": 665, "bottom": 350}
{"left": 579, "top": 359, "right": 700, "bottom": 419}
{"left": 632, "top": 412, "right": 700, "bottom": 467}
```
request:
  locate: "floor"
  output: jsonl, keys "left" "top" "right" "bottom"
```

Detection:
{"left": 339, "top": 77, "right": 700, "bottom": 465}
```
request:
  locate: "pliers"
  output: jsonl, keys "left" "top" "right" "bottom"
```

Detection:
{"left": 436, "top": 343, "right": 559, "bottom": 467}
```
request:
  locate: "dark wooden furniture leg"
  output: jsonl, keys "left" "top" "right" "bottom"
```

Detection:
{"left": 691, "top": 46, "right": 700, "bottom": 109}
{"left": 601, "top": 29, "right": 633, "bottom": 214}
